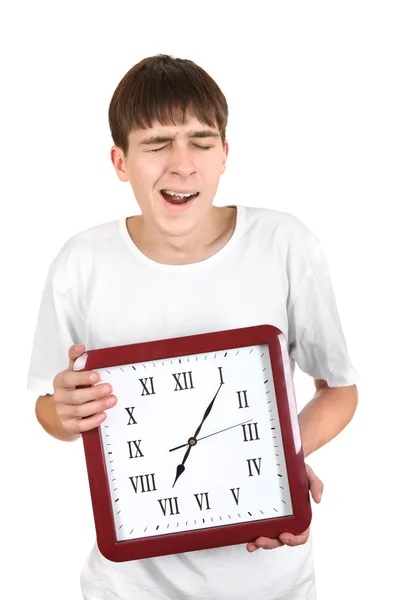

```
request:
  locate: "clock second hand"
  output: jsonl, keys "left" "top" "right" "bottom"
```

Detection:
{"left": 169, "top": 419, "right": 254, "bottom": 452}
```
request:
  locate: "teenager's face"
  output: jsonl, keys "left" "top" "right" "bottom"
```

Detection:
{"left": 111, "top": 111, "right": 228, "bottom": 237}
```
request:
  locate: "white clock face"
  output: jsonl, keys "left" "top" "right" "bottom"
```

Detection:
{"left": 97, "top": 343, "right": 293, "bottom": 541}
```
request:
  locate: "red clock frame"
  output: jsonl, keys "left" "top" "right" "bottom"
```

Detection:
{"left": 75, "top": 324, "right": 311, "bottom": 562}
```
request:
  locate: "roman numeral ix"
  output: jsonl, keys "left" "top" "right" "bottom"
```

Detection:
{"left": 194, "top": 492, "right": 211, "bottom": 511}
{"left": 247, "top": 458, "right": 262, "bottom": 477}
{"left": 242, "top": 422, "right": 260, "bottom": 442}
{"left": 127, "top": 440, "right": 144, "bottom": 458}
{"left": 158, "top": 497, "right": 180, "bottom": 516}
{"left": 129, "top": 473, "right": 157, "bottom": 493}
{"left": 139, "top": 377, "right": 156, "bottom": 396}
{"left": 173, "top": 371, "right": 194, "bottom": 391}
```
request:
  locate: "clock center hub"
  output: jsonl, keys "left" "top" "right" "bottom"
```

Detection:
{"left": 188, "top": 437, "right": 197, "bottom": 446}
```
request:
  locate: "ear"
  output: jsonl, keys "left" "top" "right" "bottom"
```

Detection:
{"left": 221, "top": 140, "right": 229, "bottom": 174}
{"left": 111, "top": 145, "right": 129, "bottom": 182}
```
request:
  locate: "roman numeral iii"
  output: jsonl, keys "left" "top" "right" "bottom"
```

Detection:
{"left": 247, "top": 458, "right": 262, "bottom": 477}
{"left": 194, "top": 492, "right": 211, "bottom": 511}
{"left": 139, "top": 377, "right": 156, "bottom": 396}
{"left": 158, "top": 497, "right": 180, "bottom": 516}
{"left": 172, "top": 371, "right": 194, "bottom": 391}
{"left": 242, "top": 422, "right": 260, "bottom": 442}
{"left": 129, "top": 473, "right": 157, "bottom": 493}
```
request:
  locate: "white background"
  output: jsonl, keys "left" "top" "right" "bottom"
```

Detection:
{"left": 1, "top": 1, "right": 399, "bottom": 598}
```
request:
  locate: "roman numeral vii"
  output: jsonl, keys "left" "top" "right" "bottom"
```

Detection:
{"left": 158, "top": 497, "right": 180, "bottom": 516}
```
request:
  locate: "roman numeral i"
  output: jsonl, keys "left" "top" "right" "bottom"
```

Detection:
{"left": 173, "top": 371, "right": 194, "bottom": 391}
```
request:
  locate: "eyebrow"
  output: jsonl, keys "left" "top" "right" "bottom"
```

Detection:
{"left": 138, "top": 129, "right": 221, "bottom": 146}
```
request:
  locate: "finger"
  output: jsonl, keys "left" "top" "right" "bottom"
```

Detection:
{"left": 63, "top": 409, "right": 109, "bottom": 435}
{"left": 305, "top": 464, "right": 324, "bottom": 503}
{"left": 279, "top": 528, "right": 310, "bottom": 546}
{"left": 68, "top": 344, "right": 86, "bottom": 370}
{"left": 65, "top": 394, "right": 117, "bottom": 419}
{"left": 58, "top": 381, "right": 114, "bottom": 407}
{"left": 55, "top": 367, "right": 100, "bottom": 392}
{"left": 246, "top": 537, "right": 283, "bottom": 552}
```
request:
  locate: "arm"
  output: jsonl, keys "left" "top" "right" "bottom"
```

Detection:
{"left": 298, "top": 378, "right": 359, "bottom": 458}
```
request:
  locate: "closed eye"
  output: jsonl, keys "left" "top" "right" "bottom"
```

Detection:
{"left": 148, "top": 144, "right": 213, "bottom": 153}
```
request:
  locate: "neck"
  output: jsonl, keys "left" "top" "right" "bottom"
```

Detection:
{"left": 127, "top": 206, "right": 237, "bottom": 265}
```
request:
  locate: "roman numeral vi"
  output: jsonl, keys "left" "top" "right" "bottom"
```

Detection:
{"left": 194, "top": 492, "right": 211, "bottom": 511}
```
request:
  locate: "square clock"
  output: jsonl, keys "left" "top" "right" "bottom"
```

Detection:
{"left": 73, "top": 324, "right": 311, "bottom": 562}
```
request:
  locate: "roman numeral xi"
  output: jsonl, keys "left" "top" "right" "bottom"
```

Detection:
{"left": 139, "top": 377, "right": 156, "bottom": 396}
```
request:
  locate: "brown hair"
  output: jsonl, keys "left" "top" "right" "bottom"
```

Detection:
{"left": 108, "top": 54, "right": 229, "bottom": 155}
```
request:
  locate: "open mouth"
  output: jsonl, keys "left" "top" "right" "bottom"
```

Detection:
{"left": 160, "top": 190, "right": 199, "bottom": 205}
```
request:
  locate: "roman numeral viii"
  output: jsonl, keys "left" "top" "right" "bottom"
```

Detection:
{"left": 247, "top": 458, "right": 262, "bottom": 477}
{"left": 173, "top": 371, "right": 194, "bottom": 391}
{"left": 129, "top": 473, "right": 157, "bottom": 493}
{"left": 194, "top": 492, "right": 211, "bottom": 511}
{"left": 237, "top": 390, "right": 249, "bottom": 408}
{"left": 127, "top": 440, "right": 144, "bottom": 458}
{"left": 242, "top": 422, "right": 260, "bottom": 442}
{"left": 158, "top": 497, "right": 180, "bottom": 516}
{"left": 139, "top": 377, "right": 156, "bottom": 396}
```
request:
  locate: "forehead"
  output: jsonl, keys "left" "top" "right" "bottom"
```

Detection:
{"left": 130, "top": 110, "right": 220, "bottom": 143}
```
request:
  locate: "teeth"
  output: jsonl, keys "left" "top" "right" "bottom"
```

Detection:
{"left": 163, "top": 190, "right": 197, "bottom": 198}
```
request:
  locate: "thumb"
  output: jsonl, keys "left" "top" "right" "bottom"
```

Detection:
{"left": 305, "top": 464, "right": 324, "bottom": 504}
{"left": 68, "top": 344, "right": 86, "bottom": 370}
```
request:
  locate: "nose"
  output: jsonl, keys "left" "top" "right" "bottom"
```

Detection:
{"left": 168, "top": 144, "right": 196, "bottom": 177}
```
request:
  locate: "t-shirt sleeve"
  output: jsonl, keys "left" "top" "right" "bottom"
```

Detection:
{"left": 26, "top": 254, "right": 84, "bottom": 396}
{"left": 287, "top": 221, "right": 360, "bottom": 387}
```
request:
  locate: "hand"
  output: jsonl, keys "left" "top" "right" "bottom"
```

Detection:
{"left": 172, "top": 379, "right": 224, "bottom": 486}
{"left": 169, "top": 419, "right": 253, "bottom": 452}
{"left": 52, "top": 344, "right": 117, "bottom": 437}
{"left": 246, "top": 464, "right": 323, "bottom": 552}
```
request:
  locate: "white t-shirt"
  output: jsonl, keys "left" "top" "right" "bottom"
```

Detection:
{"left": 27, "top": 204, "right": 360, "bottom": 600}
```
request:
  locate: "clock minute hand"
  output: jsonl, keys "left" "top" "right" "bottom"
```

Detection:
{"left": 169, "top": 419, "right": 254, "bottom": 452}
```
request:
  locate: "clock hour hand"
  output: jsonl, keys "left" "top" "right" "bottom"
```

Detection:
{"left": 172, "top": 445, "right": 192, "bottom": 487}
{"left": 169, "top": 419, "right": 253, "bottom": 452}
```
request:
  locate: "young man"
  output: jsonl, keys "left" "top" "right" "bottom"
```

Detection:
{"left": 27, "top": 54, "right": 359, "bottom": 600}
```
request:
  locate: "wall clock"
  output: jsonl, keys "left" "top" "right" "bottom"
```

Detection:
{"left": 73, "top": 324, "right": 311, "bottom": 561}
